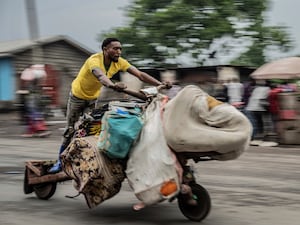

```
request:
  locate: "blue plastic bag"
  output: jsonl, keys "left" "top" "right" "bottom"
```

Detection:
{"left": 98, "top": 107, "right": 143, "bottom": 159}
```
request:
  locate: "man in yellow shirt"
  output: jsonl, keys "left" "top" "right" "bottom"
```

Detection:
{"left": 49, "top": 37, "right": 165, "bottom": 173}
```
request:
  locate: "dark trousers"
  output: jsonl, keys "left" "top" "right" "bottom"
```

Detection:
{"left": 61, "top": 92, "right": 96, "bottom": 147}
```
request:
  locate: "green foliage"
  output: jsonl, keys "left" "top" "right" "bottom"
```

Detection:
{"left": 100, "top": 0, "right": 293, "bottom": 68}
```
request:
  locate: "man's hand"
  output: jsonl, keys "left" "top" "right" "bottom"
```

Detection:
{"left": 111, "top": 82, "right": 127, "bottom": 92}
{"left": 162, "top": 81, "right": 173, "bottom": 89}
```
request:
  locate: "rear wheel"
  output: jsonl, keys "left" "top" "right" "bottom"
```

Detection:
{"left": 23, "top": 168, "right": 34, "bottom": 194}
{"left": 177, "top": 183, "right": 211, "bottom": 222}
{"left": 33, "top": 182, "right": 57, "bottom": 200}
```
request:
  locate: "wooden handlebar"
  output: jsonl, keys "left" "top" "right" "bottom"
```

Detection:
{"left": 110, "top": 84, "right": 169, "bottom": 101}
{"left": 121, "top": 88, "right": 148, "bottom": 101}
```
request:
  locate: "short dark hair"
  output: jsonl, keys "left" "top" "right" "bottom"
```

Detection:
{"left": 101, "top": 38, "right": 120, "bottom": 50}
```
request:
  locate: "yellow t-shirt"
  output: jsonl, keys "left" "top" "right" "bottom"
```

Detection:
{"left": 71, "top": 52, "right": 131, "bottom": 100}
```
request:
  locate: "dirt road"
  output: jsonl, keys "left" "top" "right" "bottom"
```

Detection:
{"left": 0, "top": 133, "right": 299, "bottom": 225}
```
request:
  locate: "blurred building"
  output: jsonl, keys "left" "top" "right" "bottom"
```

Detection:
{"left": 0, "top": 34, "right": 256, "bottom": 112}
{"left": 0, "top": 35, "right": 94, "bottom": 111}
{"left": 137, "top": 65, "right": 255, "bottom": 96}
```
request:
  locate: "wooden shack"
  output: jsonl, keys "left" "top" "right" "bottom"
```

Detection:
{"left": 0, "top": 35, "right": 95, "bottom": 110}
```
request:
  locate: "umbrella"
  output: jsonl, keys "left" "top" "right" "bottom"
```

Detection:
{"left": 21, "top": 64, "right": 47, "bottom": 81}
{"left": 250, "top": 57, "right": 300, "bottom": 80}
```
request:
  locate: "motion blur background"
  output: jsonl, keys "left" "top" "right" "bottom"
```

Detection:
{"left": 0, "top": 0, "right": 299, "bottom": 144}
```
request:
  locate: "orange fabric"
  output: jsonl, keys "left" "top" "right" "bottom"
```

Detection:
{"left": 206, "top": 95, "right": 223, "bottom": 110}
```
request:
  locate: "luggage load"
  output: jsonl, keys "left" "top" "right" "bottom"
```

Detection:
{"left": 60, "top": 136, "right": 126, "bottom": 208}
{"left": 163, "top": 85, "right": 252, "bottom": 161}
{"left": 98, "top": 102, "right": 144, "bottom": 159}
{"left": 23, "top": 84, "right": 214, "bottom": 223}
{"left": 73, "top": 107, "right": 108, "bottom": 138}
{"left": 126, "top": 95, "right": 180, "bottom": 205}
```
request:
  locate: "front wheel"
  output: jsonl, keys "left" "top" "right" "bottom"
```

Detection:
{"left": 33, "top": 182, "right": 57, "bottom": 200}
{"left": 177, "top": 183, "right": 211, "bottom": 222}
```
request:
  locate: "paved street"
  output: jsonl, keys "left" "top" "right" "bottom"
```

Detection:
{"left": 0, "top": 112, "right": 300, "bottom": 225}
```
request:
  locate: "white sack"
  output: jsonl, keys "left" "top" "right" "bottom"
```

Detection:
{"left": 126, "top": 95, "right": 180, "bottom": 205}
{"left": 163, "top": 85, "right": 252, "bottom": 160}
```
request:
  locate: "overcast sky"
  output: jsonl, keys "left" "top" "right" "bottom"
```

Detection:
{"left": 1, "top": 0, "right": 299, "bottom": 63}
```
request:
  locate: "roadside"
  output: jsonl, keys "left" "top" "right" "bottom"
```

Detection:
{"left": 0, "top": 110, "right": 65, "bottom": 139}
{"left": 1, "top": 110, "right": 300, "bottom": 149}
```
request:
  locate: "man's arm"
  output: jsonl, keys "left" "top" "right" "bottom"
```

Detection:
{"left": 127, "top": 66, "right": 162, "bottom": 86}
{"left": 92, "top": 68, "right": 115, "bottom": 88}
{"left": 92, "top": 67, "right": 127, "bottom": 90}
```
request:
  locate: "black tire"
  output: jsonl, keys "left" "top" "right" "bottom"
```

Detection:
{"left": 33, "top": 182, "right": 57, "bottom": 200}
{"left": 23, "top": 168, "right": 34, "bottom": 194}
{"left": 177, "top": 183, "right": 211, "bottom": 222}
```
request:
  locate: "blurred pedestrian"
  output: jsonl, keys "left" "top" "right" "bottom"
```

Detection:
{"left": 226, "top": 77, "right": 244, "bottom": 104}
{"left": 16, "top": 89, "right": 30, "bottom": 125}
{"left": 245, "top": 80, "right": 270, "bottom": 140}
{"left": 268, "top": 83, "right": 282, "bottom": 134}
{"left": 160, "top": 70, "right": 182, "bottom": 99}
{"left": 21, "top": 84, "right": 51, "bottom": 138}
{"left": 242, "top": 78, "right": 256, "bottom": 106}
{"left": 213, "top": 79, "right": 228, "bottom": 102}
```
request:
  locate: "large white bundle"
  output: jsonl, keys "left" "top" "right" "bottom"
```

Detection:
{"left": 163, "top": 85, "right": 252, "bottom": 161}
{"left": 126, "top": 95, "right": 180, "bottom": 205}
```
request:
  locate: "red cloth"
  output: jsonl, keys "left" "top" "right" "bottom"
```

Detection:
{"left": 268, "top": 88, "right": 282, "bottom": 114}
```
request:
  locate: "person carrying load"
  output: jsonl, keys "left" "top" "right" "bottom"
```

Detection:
{"left": 49, "top": 37, "right": 169, "bottom": 173}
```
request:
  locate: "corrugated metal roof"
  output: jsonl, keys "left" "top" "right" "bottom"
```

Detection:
{"left": 0, "top": 35, "right": 96, "bottom": 56}
{"left": 0, "top": 39, "right": 33, "bottom": 53}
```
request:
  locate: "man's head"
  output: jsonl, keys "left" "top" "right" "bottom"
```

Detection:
{"left": 102, "top": 38, "right": 122, "bottom": 62}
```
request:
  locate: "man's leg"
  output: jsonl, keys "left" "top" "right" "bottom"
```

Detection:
{"left": 49, "top": 93, "right": 87, "bottom": 173}
{"left": 244, "top": 110, "right": 256, "bottom": 140}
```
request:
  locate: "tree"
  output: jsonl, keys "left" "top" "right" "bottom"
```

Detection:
{"left": 99, "top": 0, "right": 292, "bottom": 68}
